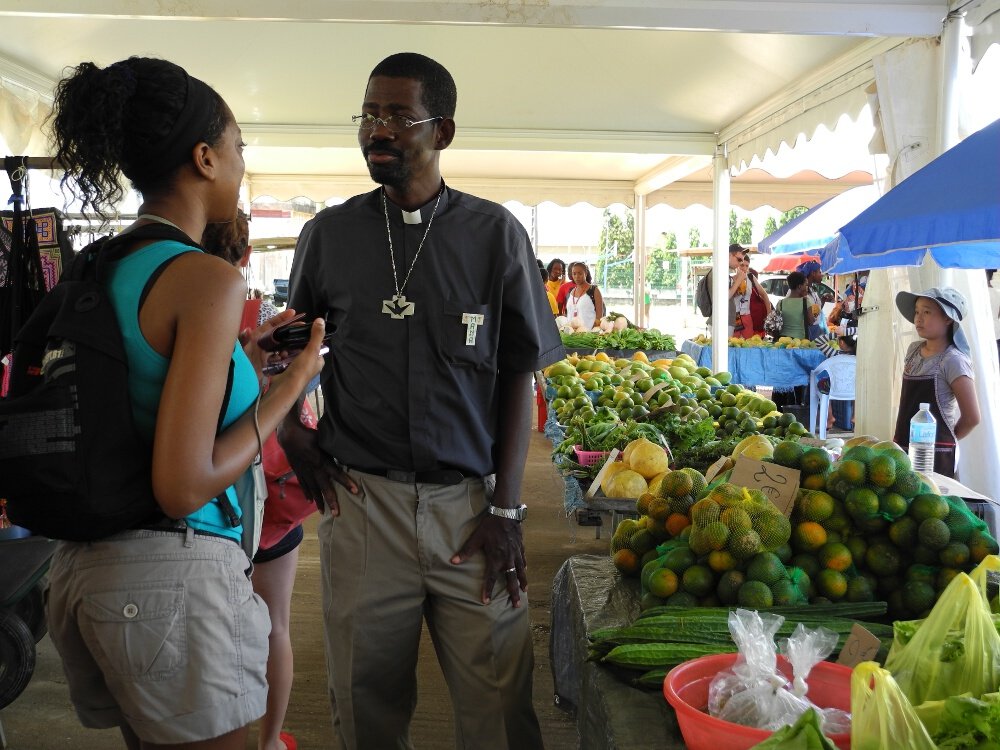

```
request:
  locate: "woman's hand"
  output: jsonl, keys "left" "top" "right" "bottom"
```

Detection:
{"left": 240, "top": 308, "right": 301, "bottom": 375}
{"left": 269, "top": 317, "right": 327, "bottom": 391}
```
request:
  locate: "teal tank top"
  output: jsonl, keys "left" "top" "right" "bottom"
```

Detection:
{"left": 107, "top": 240, "right": 260, "bottom": 540}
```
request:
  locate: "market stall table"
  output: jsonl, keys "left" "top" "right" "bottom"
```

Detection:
{"left": 551, "top": 554, "right": 685, "bottom": 750}
{"left": 681, "top": 339, "right": 826, "bottom": 391}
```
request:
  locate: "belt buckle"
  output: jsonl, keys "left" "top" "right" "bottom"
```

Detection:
{"left": 437, "top": 470, "right": 464, "bottom": 485}
{"left": 386, "top": 469, "right": 416, "bottom": 483}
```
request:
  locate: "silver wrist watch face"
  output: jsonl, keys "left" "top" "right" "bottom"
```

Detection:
{"left": 489, "top": 504, "right": 527, "bottom": 521}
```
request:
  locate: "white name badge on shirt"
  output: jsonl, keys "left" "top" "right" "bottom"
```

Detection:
{"left": 462, "top": 313, "right": 484, "bottom": 345}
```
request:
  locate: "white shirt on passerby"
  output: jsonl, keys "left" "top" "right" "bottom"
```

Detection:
{"left": 566, "top": 287, "right": 597, "bottom": 330}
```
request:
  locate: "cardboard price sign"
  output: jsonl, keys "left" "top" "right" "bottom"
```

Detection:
{"left": 642, "top": 380, "right": 670, "bottom": 404}
{"left": 704, "top": 456, "right": 732, "bottom": 484}
{"left": 586, "top": 449, "right": 621, "bottom": 499}
{"left": 837, "top": 624, "right": 882, "bottom": 667}
{"left": 728, "top": 456, "right": 800, "bottom": 517}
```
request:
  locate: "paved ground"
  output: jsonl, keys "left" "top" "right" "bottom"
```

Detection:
{"left": 0, "top": 420, "right": 608, "bottom": 749}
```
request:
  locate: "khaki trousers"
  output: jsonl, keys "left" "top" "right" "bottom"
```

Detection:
{"left": 319, "top": 469, "right": 543, "bottom": 750}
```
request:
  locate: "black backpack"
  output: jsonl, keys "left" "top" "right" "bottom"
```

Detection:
{"left": 695, "top": 270, "right": 713, "bottom": 317}
{"left": 0, "top": 223, "right": 235, "bottom": 541}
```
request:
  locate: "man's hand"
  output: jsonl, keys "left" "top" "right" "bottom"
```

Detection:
{"left": 451, "top": 514, "right": 527, "bottom": 608}
{"left": 277, "top": 416, "right": 358, "bottom": 515}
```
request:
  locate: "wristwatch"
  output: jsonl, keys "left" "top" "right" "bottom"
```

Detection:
{"left": 488, "top": 504, "right": 528, "bottom": 522}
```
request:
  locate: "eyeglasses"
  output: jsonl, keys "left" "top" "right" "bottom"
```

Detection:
{"left": 352, "top": 113, "right": 443, "bottom": 133}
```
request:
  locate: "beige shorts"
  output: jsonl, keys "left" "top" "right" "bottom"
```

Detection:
{"left": 46, "top": 529, "right": 270, "bottom": 744}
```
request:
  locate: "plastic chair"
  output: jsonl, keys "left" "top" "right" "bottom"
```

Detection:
{"left": 809, "top": 354, "right": 856, "bottom": 439}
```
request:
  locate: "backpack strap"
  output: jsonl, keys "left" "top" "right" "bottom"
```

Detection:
{"left": 587, "top": 285, "right": 596, "bottom": 303}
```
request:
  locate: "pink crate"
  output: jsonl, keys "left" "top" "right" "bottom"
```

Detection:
{"left": 574, "top": 446, "right": 610, "bottom": 466}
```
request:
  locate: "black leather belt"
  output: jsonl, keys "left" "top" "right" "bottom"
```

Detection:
{"left": 354, "top": 466, "right": 475, "bottom": 486}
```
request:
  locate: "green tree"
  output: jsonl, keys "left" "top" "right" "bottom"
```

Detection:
{"left": 763, "top": 215, "right": 779, "bottom": 238}
{"left": 595, "top": 208, "right": 635, "bottom": 289}
{"left": 647, "top": 232, "right": 678, "bottom": 289}
{"left": 688, "top": 227, "right": 703, "bottom": 248}
{"left": 737, "top": 217, "right": 753, "bottom": 245}
{"left": 779, "top": 206, "right": 808, "bottom": 227}
{"left": 729, "top": 210, "right": 753, "bottom": 245}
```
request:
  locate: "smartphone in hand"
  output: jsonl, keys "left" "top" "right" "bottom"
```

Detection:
{"left": 262, "top": 345, "right": 329, "bottom": 376}
{"left": 258, "top": 313, "right": 332, "bottom": 352}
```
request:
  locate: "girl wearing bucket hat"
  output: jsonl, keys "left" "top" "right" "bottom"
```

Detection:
{"left": 893, "top": 286, "right": 981, "bottom": 478}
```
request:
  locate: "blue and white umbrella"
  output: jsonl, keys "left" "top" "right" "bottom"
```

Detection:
{"left": 823, "top": 116, "right": 1000, "bottom": 273}
{"left": 759, "top": 184, "right": 880, "bottom": 257}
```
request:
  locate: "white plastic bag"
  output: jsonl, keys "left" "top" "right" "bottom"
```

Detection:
{"left": 709, "top": 609, "right": 846, "bottom": 733}
{"left": 783, "top": 623, "right": 851, "bottom": 734}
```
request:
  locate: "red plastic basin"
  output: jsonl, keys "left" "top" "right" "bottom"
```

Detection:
{"left": 663, "top": 653, "right": 852, "bottom": 750}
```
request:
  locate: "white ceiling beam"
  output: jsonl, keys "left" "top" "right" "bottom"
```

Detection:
{"left": 633, "top": 155, "right": 713, "bottom": 195}
{"left": 0, "top": 0, "right": 947, "bottom": 36}
{"left": 239, "top": 123, "right": 717, "bottom": 155}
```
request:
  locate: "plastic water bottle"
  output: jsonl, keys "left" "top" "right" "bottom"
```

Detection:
{"left": 908, "top": 403, "right": 937, "bottom": 473}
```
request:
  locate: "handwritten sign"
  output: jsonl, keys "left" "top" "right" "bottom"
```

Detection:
{"left": 586, "top": 449, "right": 621, "bottom": 499}
{"left": 837, "top": 624, "right": 882, "bottom": 667}
{"left": 728, "top": 456, "right": 801, "bottom": 517}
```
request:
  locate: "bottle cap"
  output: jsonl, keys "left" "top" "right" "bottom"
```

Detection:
{"left": 919, "top": 403, "right": 930, "bottom": 411}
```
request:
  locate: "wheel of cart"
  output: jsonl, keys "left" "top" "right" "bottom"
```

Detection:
{"left": 0, "top": 532, "right": 57, "bottom": 748}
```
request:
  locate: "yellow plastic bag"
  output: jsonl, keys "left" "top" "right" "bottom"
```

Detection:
{"left": 885, "top": 572, "right": 1000, "bottom": 705}
{"left": 850, "top": 662, "right": 935, "bottom": 750}
{"left": 970, "top": 554, "right": 1000, "bottom": 605}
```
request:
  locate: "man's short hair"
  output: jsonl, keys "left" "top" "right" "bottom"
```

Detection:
{"left": 369, "top": 53, "right": 457, "bottom": 118}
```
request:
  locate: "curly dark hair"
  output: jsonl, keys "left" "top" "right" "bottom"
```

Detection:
{"left": 786, "top": 271, "right": 807, "bottom": 291}
{"left": 370, "top": 53, "right": 457, "bottom": 118}
{"left": 48, "top": 57, "right": 229, "bottom": 221}
{"left": 201, "top": 208, "right": 250, "bottom": 266}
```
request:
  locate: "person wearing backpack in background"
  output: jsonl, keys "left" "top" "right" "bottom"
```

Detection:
{"left": 41, "top": 57, "right": 326, "bottom": 750}
{"left": 696, "top": 243, "right": 745, "bottom": 335}
{"left": 777, "top": 271, "right": 816, "bottom": 339}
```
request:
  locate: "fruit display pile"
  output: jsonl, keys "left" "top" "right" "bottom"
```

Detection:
{"left": 545, "top": 351, "right": 813, "bottom": 476}
{"left": 690, "top": 333, "right": 816, "bottom": 349}
{"left": 608, "top": 436, "right": 999, "bottom": 620}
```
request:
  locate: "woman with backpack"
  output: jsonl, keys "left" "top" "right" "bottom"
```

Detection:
{"left": 202, "top": 210, "right": 316, "bottom": 750}
{"left": 43, "top": 57, "right": 326, "bottom": 750}
{"left": 562, "top": 261, "right": 604, "bottom": 330}
{"left": 777, "top": 271, "right": 816, "bottom": 340}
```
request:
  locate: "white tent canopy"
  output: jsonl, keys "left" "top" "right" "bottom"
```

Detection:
{"left": 0, "top": 1, "right": 925, "bottom": 209}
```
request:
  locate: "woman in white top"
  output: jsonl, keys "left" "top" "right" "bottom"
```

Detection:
{"left": 563, "top": 261, "right": 604, "bottom": 330}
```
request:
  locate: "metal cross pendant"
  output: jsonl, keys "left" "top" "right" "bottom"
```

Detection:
{"left": 382, "top": 294, "right": 415, "bottom": 319}
{"left": 462, "top": 312, "right": 484, "bottom": 345}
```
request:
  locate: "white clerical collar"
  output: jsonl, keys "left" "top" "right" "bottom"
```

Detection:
{"left": 402, "top": 208, "right": 423, "bottom": 225}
